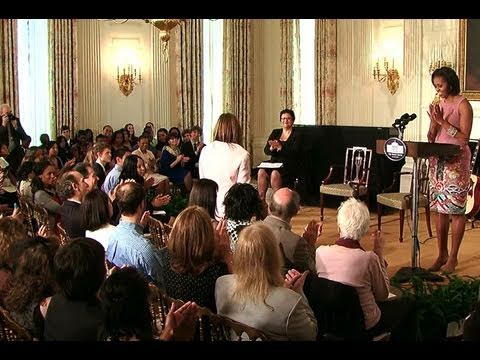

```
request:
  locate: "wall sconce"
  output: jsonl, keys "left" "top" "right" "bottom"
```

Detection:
{"left": 373, "top": 58, "right": 400, "bottom": 95}
{"left": 116, "top": 64, "right": 142, "bottom": 97}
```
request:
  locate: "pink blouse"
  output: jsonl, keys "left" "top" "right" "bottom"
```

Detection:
{"left": 315, "top": 245, "right": 390, "bottom": 329}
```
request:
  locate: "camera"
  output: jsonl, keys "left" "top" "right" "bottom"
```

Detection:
{"left": 7, "top": 112, "right": 17, "bottom": 121}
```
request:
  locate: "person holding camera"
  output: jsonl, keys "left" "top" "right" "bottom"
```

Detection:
{"left": 0, "top": 104, "right": 28, "bottom": 170}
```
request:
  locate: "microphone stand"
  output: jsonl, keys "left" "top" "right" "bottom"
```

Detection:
{"left": 391, "top": 120, "right": 443, "bottom": 283}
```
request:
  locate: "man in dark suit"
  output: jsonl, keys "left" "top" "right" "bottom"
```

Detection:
{"left": 0, "top": 104, "right": 29, "bottom": 170}
{"left": 93, "top": 143, "right": 112, "bottom": 190}
{"left": 57, "top": 170, "right": 89, "bottom": 239}
{"left": 181, "top": 125, "right": 205, "bottom": 179}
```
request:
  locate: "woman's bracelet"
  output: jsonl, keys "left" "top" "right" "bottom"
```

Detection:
{"left": 446, "top": 124, "right": 458, "bottom": 137}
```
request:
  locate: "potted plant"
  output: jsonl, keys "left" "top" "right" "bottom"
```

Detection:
{"left": 393, "top": 275, "right": 480, "bottom": 341}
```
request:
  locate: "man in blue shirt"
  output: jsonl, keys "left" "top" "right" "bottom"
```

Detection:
{"left": 102, "top": 148, "right": 131, "bottom": 195}
{"left": 106, "top": 181, "right": 165, "bottom": 290}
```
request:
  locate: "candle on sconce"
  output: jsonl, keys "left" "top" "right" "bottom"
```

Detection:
{"left": 117, "top": 66, "right": 119, "bottom": 78}
{"left": 123, "top": 67, "right": 126, "bottom": 76}
{"left": 392, "top": 58, "right": 395, "bottom": 69}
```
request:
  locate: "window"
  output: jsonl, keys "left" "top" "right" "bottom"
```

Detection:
{"left": 292, "top": 19, "right": 315, "bottom": 125}
{"left": 17, "top": 19, "right": 51, "bottom": 146}
{"left": 202, "top": 19, "right": 223, "bottom": 144}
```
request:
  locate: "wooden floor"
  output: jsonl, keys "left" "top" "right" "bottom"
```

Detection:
{"left": 290, "top": 206, "right": 480, "bottom": 278}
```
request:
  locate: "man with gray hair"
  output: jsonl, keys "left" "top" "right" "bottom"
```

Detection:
{"left": 263, "top": 187, "right": 320, "bottom": 274}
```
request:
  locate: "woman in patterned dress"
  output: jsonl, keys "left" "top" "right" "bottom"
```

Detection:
{"left": 427, "top": 67, "right": 473, "bottom": 273}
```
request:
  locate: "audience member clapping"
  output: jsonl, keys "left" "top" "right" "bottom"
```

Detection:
{"left": 215, "top": 222, "right": 317, "bottom": 340}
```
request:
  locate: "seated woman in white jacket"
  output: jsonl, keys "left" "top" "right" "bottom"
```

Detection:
{"left": 215, "top": 222, "right": 317, "bottom": 341}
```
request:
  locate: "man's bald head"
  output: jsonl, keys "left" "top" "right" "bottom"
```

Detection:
{"left": 116, "top": 181, "right": 145, "bottom": 216}
{"left": 269, "top": 187, "right": 300, "bottom": 221}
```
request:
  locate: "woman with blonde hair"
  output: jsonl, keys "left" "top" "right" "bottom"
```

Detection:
{"left": 158, "top": 205, "right": 229, "bottom": 311}
{"left": 215, "top": 222, "right": 317, "bottom": 340}
{"left": 199, "top": 113, "right": 250, "bottom": 220}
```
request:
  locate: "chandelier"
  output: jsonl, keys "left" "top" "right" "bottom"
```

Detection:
{"left": 145, "top": 19, "right": 184, "bottom": 55}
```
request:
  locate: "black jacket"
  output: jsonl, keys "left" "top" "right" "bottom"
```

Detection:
{"left": 59, "top": 200, "right": 85, "bottom": 239}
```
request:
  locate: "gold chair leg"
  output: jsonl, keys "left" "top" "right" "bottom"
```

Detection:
{"left": 425, "top": 206, "right": 433, "bottom": 237}
{"left": 320, "top": 193, "right": 325, "bottom": 221}
{"left": 377, "top": 203, "right": 382, "bottom": 231}
{"left": 399, "top": 209, "right": 405, "bottom": 243}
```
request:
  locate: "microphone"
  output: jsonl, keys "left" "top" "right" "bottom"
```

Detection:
{"left": 392, "top": 114, "right": 409, "bottom": 127}
{"left": 392, "top": 118, "right": 402, "bottom": 127}
{"left": 400, "top": 113, "right": 417, "bottom": 126}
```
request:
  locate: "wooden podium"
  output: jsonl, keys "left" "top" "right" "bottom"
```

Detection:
{"left": 376, "top": 140, "right": 460, "bottom": 282}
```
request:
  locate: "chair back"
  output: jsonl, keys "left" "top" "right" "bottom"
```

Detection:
{"left": 344, "top": 147, "right": 372, "bottom": 187}
{"left": 18, "top": 196, "right": 35, "bottom": 236}
{"left": 148, "top": 284, "right": 268, "bottom": 341}
{"left": 196, "top": 306, "right": 268, "bottom": 341}
{"left": 417, "top": 158, "right": 430, "bottom": 197}
{"left": 0, "top": 306, "right": 33, "bottom": 341}
{"left": 303, "top": 274, "right": 368, "bottom": 340}
{"left": 149, "top": 284, "right": 171, "bottom": 335}
{"left": 403, "top": 158, "right": 430, "bottom": 207}
{"left": 56, "top": 223, "right": 70, "bottom": 245}
{"left": 31, "top": 202, "right": 50, "bottom": 233}
{"left": 146, "top": 217, "right": 168, "bottom": 249}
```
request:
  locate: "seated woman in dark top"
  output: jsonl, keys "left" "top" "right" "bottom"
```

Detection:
{"left": 159, "top": 133, "right": 192, "bottom": 193}
{"left": 98, "top": 266, "right": 198, "bottom": 341}
{"left": 223, "top": 183, "right": 263, "bottom": 253}
{"left": 43, "top": 238, "right": 106, "bottom": 341}
{"left": 188, "top": 178, "right": 218, "bottom": 227}
{"left": 119, "top": 155, "right": 170, "bottom": 213}
{"left": 98, "top": 267, "right": 154, "bottom": 341}
{"left": 5, "top": 236, "right": 58, "bottom": 339}
{"left": 257, "top": 109, "right": 302, "bottom": 201}
{"left": 158, "top": 206, "right": 229, "bottom": 312}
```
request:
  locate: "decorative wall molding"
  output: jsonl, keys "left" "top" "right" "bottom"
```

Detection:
{"left": 77, "top": 19, "right": 102, "bottom": 133}
{"left": 151, "top": 26, "right": 171, "bottom": 130}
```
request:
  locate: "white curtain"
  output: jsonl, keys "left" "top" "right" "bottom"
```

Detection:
{"left": 292, "top": 19, "right": 315, "bottom": 125}
{"left": 202, "top": 19, "right": 223, "bottom": 144}
{"left": 17, "top": 19, "right": 51, "bottom": 146}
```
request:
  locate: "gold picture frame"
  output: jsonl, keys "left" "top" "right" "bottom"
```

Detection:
{"left": 458, "top": 19, "right": 480, "bottom": 100}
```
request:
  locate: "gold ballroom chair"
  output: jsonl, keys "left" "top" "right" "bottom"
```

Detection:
{"left": 376, "top": 158, "right": 432, "bottom": 242}
{"left": 320, "top": 146, "right": 373, "bottom": 221}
